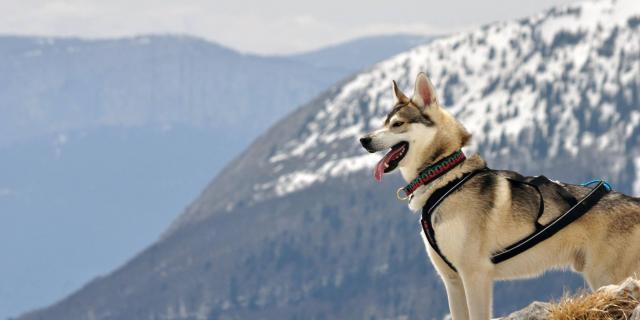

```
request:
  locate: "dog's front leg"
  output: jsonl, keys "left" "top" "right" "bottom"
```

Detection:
{"left": 427, "top": 246, "right": 469, "bottom": 319}
{"left": 442, "top": 274, "right": 469, "bottom": 320}
{"left": 459, "top": 268, "right": 492, "bottom": 320}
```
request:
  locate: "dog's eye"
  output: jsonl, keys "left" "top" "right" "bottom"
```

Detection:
{"left": 392, "top": 121, "right": 404, "bottom": 128}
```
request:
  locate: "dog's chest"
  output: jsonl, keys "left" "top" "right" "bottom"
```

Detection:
{"left": 422, "top": 206, "right": 470, "bottom": 264}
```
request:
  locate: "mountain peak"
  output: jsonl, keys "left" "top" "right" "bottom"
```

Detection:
{"left": 169, "top": 0, "right": 639, "bottom": 232}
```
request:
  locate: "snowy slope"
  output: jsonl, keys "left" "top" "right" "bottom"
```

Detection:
{"left": 260, "top": 0, "right": 640, "bottom": 198}
{"left": 173, "top": 0, "right": 640, "bottom": 231}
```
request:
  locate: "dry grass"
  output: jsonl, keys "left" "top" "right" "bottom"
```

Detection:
{"left": 548, "top": 288, "right": 639, "bottom": 320}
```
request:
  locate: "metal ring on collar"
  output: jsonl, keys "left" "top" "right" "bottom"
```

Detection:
{"left": 396, "top": 188, "right": 409, "bottom": 201}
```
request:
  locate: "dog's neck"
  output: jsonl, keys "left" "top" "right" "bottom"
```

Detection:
{"left": 397, "top": 133, "right": 487, "bottom": 211}
{"left": 406, "top": 153, "right": 487, "bottom": 211}
{"left": 399, "top": 142, "right": 460, "bottom": 183}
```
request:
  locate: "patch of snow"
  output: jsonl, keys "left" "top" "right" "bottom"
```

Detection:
{"left": 269, "top": 153, "right": 288, "bottom": 163}
{"left": 274, "top": 171, "right": 321, "bottom": 196}
{"left": 581, "top": 132, "right": 595, "bottom": 147}
{"left": 627, "top": 112, "right": 640, "bottom": 138}
{"left": 290, "top": 132, "right": 319, "bottom": 157}
{"left": 539, "top": 13, "right": 583, "bottom": 45}
{"left": 267, "top": 154, "right": 379, "bottom": 196}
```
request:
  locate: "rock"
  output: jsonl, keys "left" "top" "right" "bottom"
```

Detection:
{"left": 599, "top": 277, "right": 640, "bottom": 300}
{"left": 498, "top": 301, "right": 550, "bottom": 320}
{"left": 497, "top": 278, "right": 640, "bottom": 320}
{"left": 631, "top": 305, "right": 640, "bottom": 320}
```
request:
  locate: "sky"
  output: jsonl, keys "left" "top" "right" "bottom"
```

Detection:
{"left": 0, "top": 0, "right": 577, "bottom": 55}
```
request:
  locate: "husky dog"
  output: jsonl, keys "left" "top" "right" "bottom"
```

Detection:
{"left": 359, "top": 73, "right": 640, "bottom": 320}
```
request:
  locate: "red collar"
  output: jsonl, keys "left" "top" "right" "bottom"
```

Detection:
{"left": 397, "top": 150, "right": 466, "bottom": 200}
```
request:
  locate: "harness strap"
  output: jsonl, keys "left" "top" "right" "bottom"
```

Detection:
{"left": 421, "top": 169, "right": 487, "bottom": 272}
{"left": 420, "top": 169, "right": 610, "bottom": 272}
{"left": 490, "top": 180, "right": 610, "bottom": 264}
{"left": 506, "top": 176, "right": 578, "bottom": 230}
{"left": 507, "top": 177, "right": 546, "bottom": 230}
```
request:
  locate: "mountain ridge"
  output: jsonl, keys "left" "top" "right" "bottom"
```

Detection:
{"left": 170, "top": 0, "right": 640, "bottom": 234}
{"left": 1, "top": 34, "right": 431, "bottom": 319}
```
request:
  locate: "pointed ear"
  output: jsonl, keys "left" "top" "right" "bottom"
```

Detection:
{"left": 411, "top": 72, "right": 439, "bottom": 109}
{"left": 392, "top": 80, "right": 409, "bottom": 104}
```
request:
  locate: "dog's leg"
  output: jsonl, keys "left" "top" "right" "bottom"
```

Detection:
{"left": 442, "top": 274, "right": 469, "bottom": 320}
{"left": 459, "top": 269, "right": 492, "bottom": 320}
{"left": 427, "top": 246, "right": 469, "bottom": 319}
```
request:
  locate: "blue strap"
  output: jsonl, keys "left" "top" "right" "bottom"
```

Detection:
{"left": 581, "top": 179, "right": 612, "bottom": 192}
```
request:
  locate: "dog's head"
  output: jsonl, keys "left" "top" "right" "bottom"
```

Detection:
{"left": 359, "top": 73, "right": 471, "bottom": 181}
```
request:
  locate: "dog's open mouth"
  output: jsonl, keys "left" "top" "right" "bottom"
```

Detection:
{"left": 374, "top": 142, "right": 409, "bottom": 181}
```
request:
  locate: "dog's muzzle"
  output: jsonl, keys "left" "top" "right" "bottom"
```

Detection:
{"left": 359, "top": 136, "right": 376, "bottom": 153}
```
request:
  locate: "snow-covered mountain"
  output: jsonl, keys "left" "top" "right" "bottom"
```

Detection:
{"left": 18, "top": 1, "right": 640, "bottom": 319}
{"left": 171, "top": 0, "right": 640, "bottom": 232}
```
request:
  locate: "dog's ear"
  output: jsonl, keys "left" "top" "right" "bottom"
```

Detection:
{"left": 411, "top": 72, "right": 439, "bottom": 109}
{"left": 392, "top": 80, "right": 409, "bottom": 104}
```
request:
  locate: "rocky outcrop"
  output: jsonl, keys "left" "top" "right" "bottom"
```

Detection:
{"left": 499, "top": 278, "right": 640, "bottom": 320}
{"left": 500, "top": 301, "right": 551, "bottom": 320}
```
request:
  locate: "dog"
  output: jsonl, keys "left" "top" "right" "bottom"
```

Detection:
{"left": 359, "top": 72, "right": 640, "bottom": 320}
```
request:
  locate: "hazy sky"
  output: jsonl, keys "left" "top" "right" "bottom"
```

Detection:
{"left": 0, "top": 0, "right": 577, "bottom": 54}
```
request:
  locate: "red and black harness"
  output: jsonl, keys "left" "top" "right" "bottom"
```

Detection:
{"left": 401, "top": 150, "right": 612, "bottom": 272}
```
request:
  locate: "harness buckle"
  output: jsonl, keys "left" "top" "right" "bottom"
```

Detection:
{"left": 396, "top": 188, "right": 410, "bottom": 201}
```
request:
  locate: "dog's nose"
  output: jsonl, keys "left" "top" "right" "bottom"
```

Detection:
{"left": 359, "top": 137, "right": 376, "bottom": 153}
{"left": 359, "top": 136, "right": 372, "bottom": 147}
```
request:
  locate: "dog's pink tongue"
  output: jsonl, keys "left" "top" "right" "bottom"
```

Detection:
{"left": 373, "top": 147, "right": 403, "bottom": 182}
{"left": 374, "top": 159, "right": 386, "bottom": 182}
